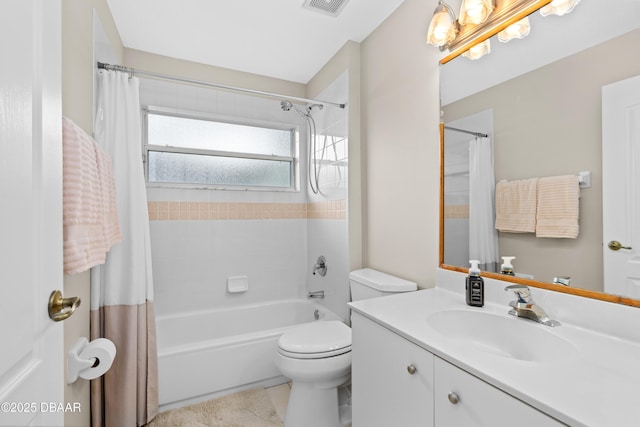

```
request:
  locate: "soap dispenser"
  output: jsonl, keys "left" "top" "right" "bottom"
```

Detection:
{"left": 500, "top": 256, "right": 516, "bottom": 276}
{"left": 465, "top": 260, "right": 484, "bottom": 307}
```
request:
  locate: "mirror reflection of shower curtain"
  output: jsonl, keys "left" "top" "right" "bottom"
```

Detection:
{"left": 469, "top": 137, "right": 499, "bottom": 272}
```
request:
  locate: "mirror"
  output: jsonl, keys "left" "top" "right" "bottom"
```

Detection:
{"left": 439, "top": 0, "right": 640, "bottom": 306}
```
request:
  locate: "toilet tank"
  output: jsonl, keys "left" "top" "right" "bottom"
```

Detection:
{"left": 349, "top": 268, "right": 417, "bottom": 301}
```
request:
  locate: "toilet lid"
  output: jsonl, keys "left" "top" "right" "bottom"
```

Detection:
{"left": 278, "top": 321, "right": 351, "bottom": 358}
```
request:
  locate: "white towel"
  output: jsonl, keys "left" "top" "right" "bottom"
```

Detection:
{"left": 494, "top": 178, "right": 538, "bottom": 233}
{"left": 535, "top": 175, "right": 580, "bottom": 238}
{"left": 62, "top": 117, "right": 122, "bottom": 274}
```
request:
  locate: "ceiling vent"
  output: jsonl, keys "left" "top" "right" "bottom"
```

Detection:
{"left": 303, "top": 0, "right": 350, "bottom": 17}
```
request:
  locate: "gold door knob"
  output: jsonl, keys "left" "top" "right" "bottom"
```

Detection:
{"left": 608, "top": 241, "right": 632, "bottom": 251}
{"left": 48, "top": 290, "right": 81, "bottom": 322}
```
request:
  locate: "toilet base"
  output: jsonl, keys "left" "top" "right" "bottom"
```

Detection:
{"left": 285, "top": 379, "right": 350, "bottom": 427}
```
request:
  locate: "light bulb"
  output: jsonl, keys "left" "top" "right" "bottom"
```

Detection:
{"left": 540, "top": 0, "right": 581, "bottom": 16}
{"left": 459, "top": 0, "right": 495, "bottom": 25}
{"left": 498, "top": 17, "right": 531, "bottom": 43}
{"left": 462, "top": 39, "right": 491, "bottom": 60}
{"left": 427, "top": 2, "right": 457, "bottom": 47}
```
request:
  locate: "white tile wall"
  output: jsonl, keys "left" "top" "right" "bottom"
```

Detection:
{"left": 306, "top": 72, "right": 350, "bottom": 320}
{"left": 143, "top": 72, "right": 350, "bottom": 319}
{"left": 151, "top": 219, "right": 308, "bottom": 315}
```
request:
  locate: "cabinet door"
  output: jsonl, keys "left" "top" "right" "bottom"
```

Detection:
{"left": 435, "top": 357, "right": 564, "bottom": 427}
{"left": 352, "top": 312, "right": 434, "bottom": 427}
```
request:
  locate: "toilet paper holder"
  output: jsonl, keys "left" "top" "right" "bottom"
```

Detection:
{"left": 67, "top": 337, "right": 115, "bottom": 384}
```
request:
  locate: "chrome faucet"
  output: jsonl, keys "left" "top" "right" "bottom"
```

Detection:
{"left": 504, "top": 285, "right": 560, "bottom": 327}
{"left": 308, "top": 290, "right": 325, "bottom": 299}
{"left": 553, "top": 276, "right": 571, "bottom": 286}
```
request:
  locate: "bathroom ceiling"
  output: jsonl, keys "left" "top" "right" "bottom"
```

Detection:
{"left": 106, "top": 0, "right": 407, "bottom": 84}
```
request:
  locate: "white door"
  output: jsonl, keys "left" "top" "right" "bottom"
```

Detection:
{"left": 0, "top": 1, "right": 64, "bottom": 426}
{"left": 602, "top": 75, "right": 640, "bottom": 298}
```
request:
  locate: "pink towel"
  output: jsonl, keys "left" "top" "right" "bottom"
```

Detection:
{"left": 62, "top": 117, "right": 122, "bottom": 274}
{"left": 535, "top": 175, "right": 580, "bottom": 238}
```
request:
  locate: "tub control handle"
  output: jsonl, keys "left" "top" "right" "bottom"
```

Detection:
{"left": 312, "top": 256, "right": 327, "bottom": 277}
{"left": 407, "top": 364, "right": 417, "bottom": 375}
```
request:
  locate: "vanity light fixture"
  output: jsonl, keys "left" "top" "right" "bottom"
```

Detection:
{"left": 459, "top": 0, "right": 495, "bottom": 25}
{"left": 462, "top": 38, "right": 491, "bottom": 59}
{"left": 497, "top": 16, "right": 531, "bottom": 42}
{"left": 427, "top": 1, "right": 458, "bottom": 47}
{"left": 432, "top": 0, "right": 562, "bottom": 64}
{"left": 539, "top": 0, "right": 580, "bottom": 16}
{"left": 428, "top": 0, "right": 581, "bottom": 61}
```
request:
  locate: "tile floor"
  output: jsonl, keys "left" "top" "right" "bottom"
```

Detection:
{"left": 265, "top": 383, "right": 291, "bottom": 423}
{"left": 152, "top": 383, "right": 352, "bottom": 427}
{"left": 149, "top": 385, "right": 288, "bottom": 427}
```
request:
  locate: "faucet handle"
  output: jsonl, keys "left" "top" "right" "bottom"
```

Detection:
{"left": 553, "top": 276, "right": 571, "bottom": 286}
{"left": 504, "top": 284, "right": 532, "bottom": 303}
{"left": 312, "top": 255, "right": 327, "bottom": 277}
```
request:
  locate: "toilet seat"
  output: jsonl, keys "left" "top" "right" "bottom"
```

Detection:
{"left": 278, "top": 320, "right": 351, "bottom": 360}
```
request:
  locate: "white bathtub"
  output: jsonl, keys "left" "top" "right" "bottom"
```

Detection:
{"left": 156, "top": 299, "right": 342, "bottom": 411}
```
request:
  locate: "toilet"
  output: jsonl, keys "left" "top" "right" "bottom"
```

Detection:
{"left": 275, "top": 268, "right": 417, "bottom": 427}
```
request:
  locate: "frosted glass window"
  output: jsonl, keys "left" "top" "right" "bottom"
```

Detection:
{"left": 148, "top": 151, "right": 292, "bottom": 188}
{"left": 144, "top": 110, "right": 295, "bottom": 189}
{"left": 147, "top": 114, "right": 291, "bottom": 156}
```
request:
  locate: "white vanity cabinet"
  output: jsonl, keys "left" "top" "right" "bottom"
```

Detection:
{"left": 352, "top": 312, "right": 564, "bottom": 427}
{"left": 434, "top": 357, "right": 563, "bottom": 427}
{"left": 351, "top": 312, "right": 435, "bottom": 427}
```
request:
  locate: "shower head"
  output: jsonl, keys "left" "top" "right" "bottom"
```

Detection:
{"left": 281, "top": 100, "right": 310, "bottom": 118}
{"left": 281, "top": 101, "right": 324, "bottom": 115}
{"left": 280, "top": 101, "right": 294, "bottom": 111}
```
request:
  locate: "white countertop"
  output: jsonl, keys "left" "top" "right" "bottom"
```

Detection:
{"left": 349, "top": 270, "right": 640, "bottom": 427}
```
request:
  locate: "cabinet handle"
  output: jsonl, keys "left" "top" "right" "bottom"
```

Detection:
{"left": 407, "top": 364, "right": 417, "bottom": 375}
{"left": 448, "top": 392, "right": 460, "bottom": 405}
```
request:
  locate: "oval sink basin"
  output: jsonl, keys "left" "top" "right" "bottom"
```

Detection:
{"left": 426, "top": 309, "right": 577, "bottom": 363}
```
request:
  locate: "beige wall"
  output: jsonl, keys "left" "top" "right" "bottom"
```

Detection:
{"left": 61, "top": 1, "right": 123, "bottom": 426}
{"left": 443, "top": 28, "right": 640, "bottom": 292}
{"left": 360, "top": 0, "right": 442, "bottom": 288}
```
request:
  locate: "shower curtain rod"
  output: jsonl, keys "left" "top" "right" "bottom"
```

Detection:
{"left": 444, "top": 125, "right": 488, "bottom": 138}
{"left": 97, "top": 62, "right": 346, "bottom": 109}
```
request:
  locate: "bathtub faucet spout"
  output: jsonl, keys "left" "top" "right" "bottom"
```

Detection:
{"left": 308, "top": 290, "right": 325, "bottom": 299}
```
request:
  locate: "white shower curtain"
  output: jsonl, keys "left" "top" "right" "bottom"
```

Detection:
{"left": 469, "top": 137, "right": 499, "bottom": 272}
{"left": 90, "top": 70, "right": 158, "bottom": 426}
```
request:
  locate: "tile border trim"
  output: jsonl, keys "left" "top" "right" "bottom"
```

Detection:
{"left": 148, "top": 200, "right": 346, "bottom": 221}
